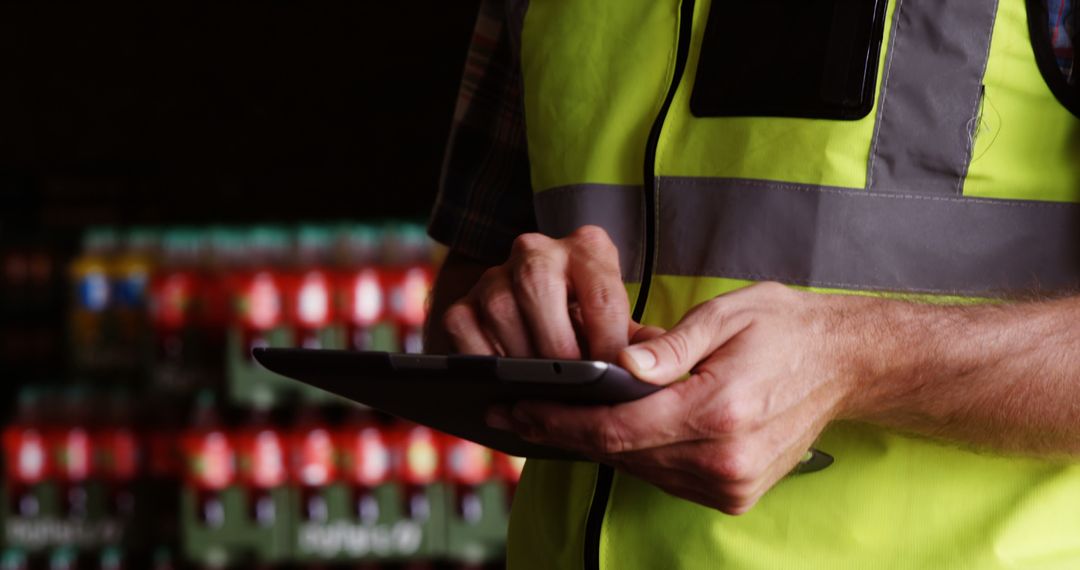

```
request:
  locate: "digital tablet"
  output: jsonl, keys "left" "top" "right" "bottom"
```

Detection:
{"left": 251, "top": 348, "right": 662, "bottom": 460}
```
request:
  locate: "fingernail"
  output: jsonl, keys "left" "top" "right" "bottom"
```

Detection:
{"left": 486, "top": 408, "right": 513, "bottom": 431}
{"left": 624, "top": 346, "right": 656, "bottom": 371}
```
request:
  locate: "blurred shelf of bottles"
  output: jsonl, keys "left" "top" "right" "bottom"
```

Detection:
{"left": 68, "top": 223, "right": 438, "bottom": 400}
{"left": 1, "top": 223, "right": 521, "bottom": 569}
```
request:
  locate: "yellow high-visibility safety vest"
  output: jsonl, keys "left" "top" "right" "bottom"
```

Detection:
{"left": 504, "top": 0, "right": 1080, "bottom": 568}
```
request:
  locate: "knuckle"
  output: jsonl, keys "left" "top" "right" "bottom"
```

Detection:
{"left": 570, "top": 225, "right": 618, "bottom": 255}
{"left": 751, "top": 281, "right": 791, "bottom": 299}
{"left": 442, "top": 303, "right": 473, "bottom": 336}
{"left": 570, "top": 224, "right": 610, "bottom": 244}
{"left": 511, "top": 232, "right": 551, "bottom": 255}
{"left": 696, "top": 297, "right": 731, "bottom": 329}
{"left": 705, "top": 450, "right": 752, "bottom": 482}
{"left": 710, "top": 398, "right": 752, "bottom": 435}
{"left": 481, "top": 290, "right": 518, "bottom": 323}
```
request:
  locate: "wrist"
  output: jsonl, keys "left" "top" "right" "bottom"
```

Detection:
{"left": 821, "top": 295, "right": 946, "bottom": 423}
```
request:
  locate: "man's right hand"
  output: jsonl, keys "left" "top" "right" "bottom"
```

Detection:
{"left": 443, "top": 225, "right": 643, "bottom": 362}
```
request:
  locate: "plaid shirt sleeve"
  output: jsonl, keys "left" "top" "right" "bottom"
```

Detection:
{"left": 1047, "top": 0, "right": 1076, "bottom": 82}
{"left": 428, "top": 0, "right": 536, "bottom": 265}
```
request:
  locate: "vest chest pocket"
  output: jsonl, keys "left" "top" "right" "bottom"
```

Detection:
{"left": 690, "top": 0, "right": 888, "bottom": 120}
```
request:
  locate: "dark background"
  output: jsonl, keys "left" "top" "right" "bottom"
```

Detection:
{"left": 0, "top": 2, "right": 482, "bottom": 235}
{"left": 0, "top": 1, "right": 483, "bottom": 389}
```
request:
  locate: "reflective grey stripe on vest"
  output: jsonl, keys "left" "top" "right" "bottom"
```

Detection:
{"left": 534, "top": 180, "right": 1080, "bottom": 296}
{"left": 533, "top": 184, "right": 645, "bottom": 283}
{"left": 867, "top": 0, "right": 999, "bottom": 195}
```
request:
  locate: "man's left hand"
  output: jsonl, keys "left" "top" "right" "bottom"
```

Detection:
{"left": 487, "top": 282, "right": 869, "bottom": 515}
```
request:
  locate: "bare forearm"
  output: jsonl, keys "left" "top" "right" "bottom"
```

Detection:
{"left": 842, "top": 295, "right": 1080, "bottom": 457}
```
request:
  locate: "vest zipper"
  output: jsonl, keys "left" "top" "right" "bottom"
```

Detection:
{"left": 582, "top": 0, "right": 697, "bottom": 568}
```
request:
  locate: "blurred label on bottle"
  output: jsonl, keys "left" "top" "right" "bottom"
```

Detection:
{"left": 295, "top": 428, "right": 336, "bottom": 487}
{"left": 446, "top": 437, "right": 493, "bottom": 486}
{"left": 240, "top": 272, "right": 283, "bottom": 331}
{"left": 296, "top": 272, "right": 331, "bottom": 329}
{"left": 55, "top": 428, "right": 92, "bottom": 482}
{"left": 183, "top": 431, "right": 235, "bottom": 490}
{"left": 4, "top": 429, "right": 48, "bottom": 484}
{"left": 389, "top": 267, "right": 431, "bottom": 328}
{"left": 76, "top": 268, "right": 110, "bottom": 312}
{"left": 240, "top": 429, "right": 287, "bottom": 489}
{"left": 343, "top": 426, "right": 391, "bottom": 487}
{"left": 400, "top": 426, "right": 440, "bottom": 485}
{"left": 349, "top": 268, "right": 384, "bottom": 326}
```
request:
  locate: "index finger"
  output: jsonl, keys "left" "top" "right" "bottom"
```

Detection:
{"left": 566, "top": 226, "right": 630, "bottom": 362}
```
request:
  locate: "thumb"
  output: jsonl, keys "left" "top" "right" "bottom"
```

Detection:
{"left": 618, "top": 300, "right": 748, "bottom": 385}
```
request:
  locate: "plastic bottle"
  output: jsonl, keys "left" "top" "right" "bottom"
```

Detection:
{"left": 290, "top": 226, "right": 335, "bottom": 349}
{"left": 337, "top": 224, "right": 384, "bottom": 351}
{"left": 69, "top": 227, "right": 118, "bottom": 373}
{"left": 337, "top": 408, "right": 391, "bottom": 524}
{"left": 180, "top": 390, "right": 235, "bottom": 528}
{"left": 289, "top": 405, "right": 338, "bottom": 523}
{"left": 2, "top": 388, "right": 49, "bottom": 517}
{"left": 383, "top": 224, "right": 434, "bottom": 354}
{"left": 235, "top": 400, "right": 286, "bottom": 527}
{"left": 232, "top": 227, "right": 288, "bottom": 357}
{"left": 202, "top": 226, "right": 243, "bottom": 373}
{"left": 395, "top": 422, "right": 441, "bottom": 521}
{"left": 94, "top": 389, "right": 140, "bottom": 517}
{"left": 149, "top": 229, "right": 205, "bottom": 391}
{"left": 444, "top": 436, "right": 493, "bottom": 523}
{"left": 113, "top": 227, "right": 157, "bottom": 376}
{"left": 51, "top": 387, "right": 94, "bottom": 519}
